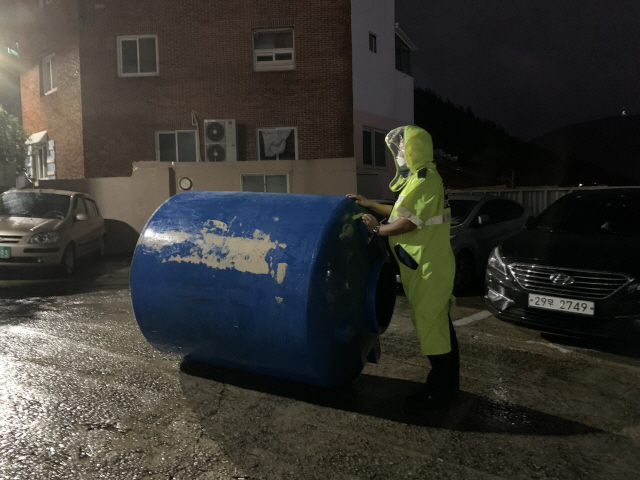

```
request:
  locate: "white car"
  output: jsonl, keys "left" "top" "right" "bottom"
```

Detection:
{"left": 0, "top": 189, "right": 106, "bottom": 275}
{"left": 369, "top": 194, "right": 531, "bottom": 294}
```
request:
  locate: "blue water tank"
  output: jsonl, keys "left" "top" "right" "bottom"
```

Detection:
{"left": 130, "top": 191, "right": 396, "bottom": 387}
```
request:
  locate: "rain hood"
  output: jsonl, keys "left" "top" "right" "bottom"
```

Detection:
{"left": 387, "top": 125, "right": 435, "bottom": 192}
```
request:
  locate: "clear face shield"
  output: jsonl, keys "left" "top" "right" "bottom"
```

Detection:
{"left": 386, "top": 127, "right": 411, "bottom": 191}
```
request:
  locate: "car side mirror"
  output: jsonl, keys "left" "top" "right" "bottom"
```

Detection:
{"left": 477, "top": 214, "right": 489, "bottom": 226}
{"left": 524, "top": 215, "right": 535, "bottom": 229}
{"left": 75, "top": 213, "right": 89, "bottom": 221}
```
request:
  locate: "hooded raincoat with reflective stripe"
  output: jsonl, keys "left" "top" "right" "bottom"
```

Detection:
{"left": 387, "top": 126, "right": 455, "bottom": 355}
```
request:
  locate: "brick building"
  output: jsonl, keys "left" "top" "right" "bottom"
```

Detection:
{"left": 18, "top": 0, "right": 415, "bottom": 198}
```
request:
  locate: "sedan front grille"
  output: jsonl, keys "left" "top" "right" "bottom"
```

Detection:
{"left": 509, "top": 264, "right": 632, "bottom": 300}
{"left": 0, "top": 235, "right": 23, "bottom": 244}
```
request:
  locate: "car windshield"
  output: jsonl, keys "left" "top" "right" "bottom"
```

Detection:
{"left": 449, "top": 199, "right": 479, "bottom": 226}
{"left": 533, "top": 191, "right": 640, "bottom": 235}
{"left": 0, "top": 192, "right": 71, "bottom": 219}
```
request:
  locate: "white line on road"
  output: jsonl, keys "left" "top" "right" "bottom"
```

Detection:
{"left": 453, "top": 310, "right": 493, "bottom": 326}
{"left": 526, "top": 340, "right": 572, "bottom": 354}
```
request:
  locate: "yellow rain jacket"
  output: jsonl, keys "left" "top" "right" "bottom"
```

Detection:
{"left": 387, "top": 126, "right": 455, "bottom": 355}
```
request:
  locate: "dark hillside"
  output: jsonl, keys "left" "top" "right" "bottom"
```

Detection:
{"left": 414, "top": 88, "right": 556, "bottom": 187}
{"left": 529, "top": 115, "right": 640, "bottom": 186}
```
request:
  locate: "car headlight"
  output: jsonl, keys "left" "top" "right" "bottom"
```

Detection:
{"left": 29, "top": 231, "right": 60, "bottom": 244}
{"left": 487, "top": 246, "right": 508, "bottom": 276}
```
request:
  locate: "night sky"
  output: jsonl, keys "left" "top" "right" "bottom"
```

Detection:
{"left": 395, "top": 0, "right": 640, "bottom": 141}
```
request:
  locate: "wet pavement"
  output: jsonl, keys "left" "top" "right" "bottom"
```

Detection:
{"left": 1, "top": 259, "right": 640, "bottom": 479}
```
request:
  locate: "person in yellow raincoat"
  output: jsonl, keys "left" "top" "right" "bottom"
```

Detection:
{"left": 347, "top": 125, "right": 459, "bottom": 408}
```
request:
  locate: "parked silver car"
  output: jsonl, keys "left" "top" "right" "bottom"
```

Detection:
{"left": 369, "top": 194, "right": 531, "bottom": 294}
{"left": 0, "top": 189, "right": 106, "bottom": 275}
{"left": 449, "top": 193, "right": 531, "bottom": 293}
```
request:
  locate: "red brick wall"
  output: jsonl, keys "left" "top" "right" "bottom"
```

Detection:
{"left": 76, "top": 0, "right": 354, "bottom": 178}
{"left": 19, "top": 0, "right": 85, "bottom": 179}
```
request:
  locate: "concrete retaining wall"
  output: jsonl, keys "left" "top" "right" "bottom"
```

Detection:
{"left": 38, "top": 158, "right": 357, "bottom": 254}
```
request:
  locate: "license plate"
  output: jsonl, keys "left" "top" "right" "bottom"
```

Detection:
{"left": 528, "top": 294, "right": 594, "bottom": 316}
{"left": 0, "top": 246, "right": 10, "bottom": 259}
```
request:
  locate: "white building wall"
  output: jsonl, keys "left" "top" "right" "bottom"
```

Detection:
{"left": 351, "top": 0, "right": 414, "bottom": 121}
{"left": 351, "top": 0, "right": 415, "bottom": 199}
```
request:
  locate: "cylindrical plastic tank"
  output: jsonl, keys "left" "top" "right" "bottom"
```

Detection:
{"left": 130, "top": 191, "right": 396, "bottom": 387}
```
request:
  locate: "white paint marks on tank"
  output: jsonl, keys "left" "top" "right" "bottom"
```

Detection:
{"left": 210, "top": 220, "right": 229, "bottom": 232}
{"left": 138, "top": 229, "right": 194, "bottom": 252}
{"left": 142, "top": 220, "right": 288, "bottom": 280}
{"left": 275, "top": 263, "right": 288, "bottom": 284}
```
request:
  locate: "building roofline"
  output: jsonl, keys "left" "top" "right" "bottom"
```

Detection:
{"left": 394, "top": 24, "right": 417, "bottom": 51}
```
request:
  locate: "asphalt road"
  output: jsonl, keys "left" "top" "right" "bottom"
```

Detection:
{"left": 1, "top": 258, "right": 639, "bottom": 479}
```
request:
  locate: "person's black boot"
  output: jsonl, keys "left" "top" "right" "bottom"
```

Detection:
{"left": 406, "top": 319, "right": 460, "bottom": 408}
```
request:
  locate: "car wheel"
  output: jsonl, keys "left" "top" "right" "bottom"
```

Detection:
{"left": 59, "top": 244, "right": 76, "bottom": 277}
{"left": 453, "top": 250, "right": 475, "bottom": 295}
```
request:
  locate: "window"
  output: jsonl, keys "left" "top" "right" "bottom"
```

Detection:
{"left": 35, "top": 145, "right": 47, "bottom": 180}
{"left": 40, "top": 54, "right": 56, "bottom": 95}
{"left": 395, "top": 36, "right": 411, "bottom": 74}
{"left": 156, "top": 131, "right": 199, "bottom": 162}
{"left": 242, "top": 175, "right": 288, "bottom": 193}
{"left": 475, "top": 199, "right": 525, "bottom": 225}
{"left": 256, "top": 127, "right": 297, "bottom": 160}
{"left": 74, "top": 196, "right": 88, "bottom": 215}
{"left": 5, "top": 42, "right": 18, "bottom": 57}
{"left": 362, "top": 128, "right": 387, "bottom": 167}
{"left": 534, "top": 192, "right": 640, "bottom": 235}
{"left": 26, "top": 133, "right": 55, "bottom": 181}
{"left": 85, "top": 199, "right": 99, "bottom": 217}
{"left": 117, "top": 35, "right": 158, "bottom": 77}
{"left": 369, "top": 33, "right": 377, "bottom": 53}
{"left": 253, "top": 29, "right": 294, "bottom": 71}
{"left": 450, "top": 199, "right": 480, "bottom": 226}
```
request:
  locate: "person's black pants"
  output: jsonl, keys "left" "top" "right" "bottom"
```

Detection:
{"left": 424, "top": 316, "right": 460, "bottom": 398}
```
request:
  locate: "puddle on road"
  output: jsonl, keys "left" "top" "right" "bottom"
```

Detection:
{"left": 0, "top": 256, "right": 131, "bottom": 300}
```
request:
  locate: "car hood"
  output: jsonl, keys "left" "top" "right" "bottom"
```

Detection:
{"left": 0, "top": 216, "right": 63, "bottom": 235}
{"left": 501, "top": 228, "right": 640, "bottom": 275}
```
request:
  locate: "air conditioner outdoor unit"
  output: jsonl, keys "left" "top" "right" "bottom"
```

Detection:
{"left": 204, "top": 119, "right": 237, "bottom": 162}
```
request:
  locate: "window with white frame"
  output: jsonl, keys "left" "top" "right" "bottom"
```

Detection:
{"left": 35, "top": 144, "right": 48, "bottom": 180}
{"left": 256, "top": 127, "right": 297, "bottom": 160}
{"left": 242, "top": 174, "right": 288, "bottom": 193}
{"left": 156, "top": 131, "right": 199, "bottom": 162}
{"left": 252, "top": 29, "right": 294, "bottom": 71}
{"left": 26, "top": 141, "right": 55, "bottom": 182}
{"left": 362, "top": 128, "right": 387, "bottom": 167}
{"left": 117, "top": 35, "right": 158, "bottom": 77}
{"left": 40, "top": 54, "right": 56, "bottom": 96}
